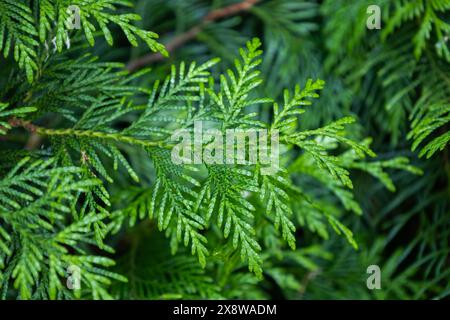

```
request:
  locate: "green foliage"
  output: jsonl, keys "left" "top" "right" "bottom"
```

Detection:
{"left": 0, "top": 103, "right": 36, "bottom": 135}
{"left": 0, "top": 157, "right": 126, "bottom": 299}
{"left": 0, "top": 0, "right": 166, "bottom": 82}
{"left": 322, "top": 0, "right": 450, "bottom": 157}
{"left": 0, "top": 0, "right": 39, "bottom": 82}
{"left": 383, "top": 0, "right": 450, "bottom": 61}
{"left": 112, "top": 229, "right": 221, "bottom": 299}
{"left": 0, "top": 0, "right": 447, "bottom": 301}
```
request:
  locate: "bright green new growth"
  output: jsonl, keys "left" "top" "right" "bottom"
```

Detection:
{"left": 0, "top": 0, "right": 424, "bottom": 299}
{"left": 0, "top": 157, "right": 126, "bottom": 299}
{"left": 0, "top": 0, "right": 167, "bottom": 82}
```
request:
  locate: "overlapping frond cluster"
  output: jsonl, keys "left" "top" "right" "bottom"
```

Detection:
{"left": 96, "top": 39, "right": 419, "bottom": 278}
{"left": 0, "top": 0, "right": 166, "bottom": 82}
{"left": 383, "top": 0, "right": 450, "bottom": 157}
{"left": 315, "top": 0, "right": 450, "bottom": 300}
{"left": 322, "top": 0, "right": 450, "bottom": 158}
{"left": 408, "top": 55, "right": 450, "bottom": 158}
{"left": 0, "top": 157, "right": 126, "bottom": 299}
{"left": 0, "top": 8, "right": 422, "bottom": 297}
{"left": 121, "top": 0, "right": 448, "bottom": 300}
{"left": 383, "top": 0, "right": 450, "bottom": 61}
{"left": 112, "top": 231, "right": 221, "bottom": 299}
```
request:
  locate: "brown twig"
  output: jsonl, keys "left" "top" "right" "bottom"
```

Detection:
{"left": 298, "top": 269, "right": 321, "bottom": 299}
{"left": 8, "top": 118, "right": 37, "bottom": 133}
{"left": 126, "top": 0, "right": 260, "bottom": 72}
{"left": 2, "top": 1, "right": 260, "bottom": 146}
{"left": 1, "top": 118, "right": 41, "bottom": 148}
{"left": 1, "top": 118, "right": 43, "bottom": 149}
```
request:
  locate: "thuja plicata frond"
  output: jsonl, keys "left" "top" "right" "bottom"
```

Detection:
{"left": 98, "top": 38, "right": 420, "bottom": 278}
{"left": 0, "top": 157, "right": 126, "bottom": 299}
{"left": 0, "top": 0, "right": 167, "bottom": 82}
{"left": 0, "top": 0, "right": 423, "bottom": 298}
{"left": 322, "top": 0, "right": 450, "bottom": 158}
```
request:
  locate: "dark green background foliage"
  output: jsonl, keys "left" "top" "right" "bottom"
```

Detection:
{"left": 0, "top": 0, "right": 448, "bottom": 300}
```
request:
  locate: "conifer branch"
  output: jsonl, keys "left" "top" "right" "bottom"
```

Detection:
{"left": 1, "top": 0, "right": 441, "bottom": 299}
{"left": 6, "top": 118, "right": 169, "bottom": 148}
